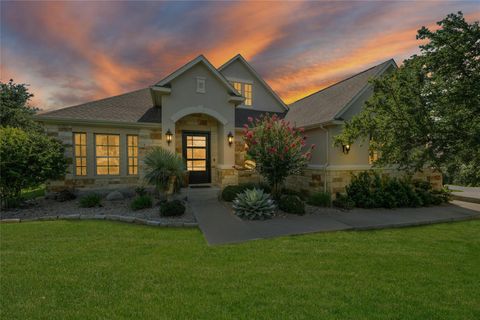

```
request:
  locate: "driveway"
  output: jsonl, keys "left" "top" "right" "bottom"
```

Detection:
{"left": 187, "top": 187, "right": 480, "bottom": 245}
{"left": 446, "top": 185, "right": 480, "bottom": 203}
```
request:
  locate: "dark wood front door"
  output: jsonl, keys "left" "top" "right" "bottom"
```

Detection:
{"left": 182, "top": 131, "right": 211, "bottom": 184}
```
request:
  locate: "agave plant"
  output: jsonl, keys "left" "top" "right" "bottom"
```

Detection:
{"left": 144, "top": 147, "right": 185, "bottom": 200}
{"left": 232, "top": 188, "right": 276, "bottom": 220}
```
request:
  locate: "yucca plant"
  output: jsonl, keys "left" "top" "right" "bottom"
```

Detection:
{"left": 144, "top": 147, "right": 185, "bottom": 201}
{"left": 232, "top": 188, "right": 276, "bottom": 220}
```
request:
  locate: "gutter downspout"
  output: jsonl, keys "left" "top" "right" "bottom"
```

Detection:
{"left": 317, "top": 125, "right": 329, "bottom": 193}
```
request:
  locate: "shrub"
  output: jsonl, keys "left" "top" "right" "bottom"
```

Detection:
{"left": 243, "top": 114, "right": 315, "bottom": 196}
{"left": 333, "top": 193, "right": 354, "bottom": 210}
{"left": 233, "top": 188, "right": 276, "bottom": 220}
{"left": 144, "top": 147, "right": 185, "bottom": 200}
{"left": 135, "top": 186, "right": 147, "bottom": 197}
{"left": 160, "top": 200, "right": 186, "bottom": 217}
{"left": 79, "top": 193, "right": 102, "bottom": 208}
{"left": 307, "top": 192, "right": 331, "bottom": 207}
{"left": 281, "top": 188, "right": 306, "bottom": 200}
{"left": 130, "top": 195, "right": 153, "bottom": 211}
{"left": 278, "top": 194, "right": 305, "bottom": 215}
{"left": 221, "top": 183, "right": 270, "bottom": 202}
{"left": 0, "top": 127, "right": 67, "bottom": 208}
{"left": 54, "top": 189, "right": 76, "bottom": 202}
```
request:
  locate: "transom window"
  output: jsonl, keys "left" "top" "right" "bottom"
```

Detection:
{"left": 127, "top": 135, "right": 138, "bottom": 175}
{"left": 95, "top": 134, "right": 120, "bottom": 175}
{"left": 73, "top": 133, "right": 87, "bottom": 176}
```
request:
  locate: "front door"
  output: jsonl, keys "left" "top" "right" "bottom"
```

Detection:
{"left": 182, "top": 131, "right": 211, "bottom": 184}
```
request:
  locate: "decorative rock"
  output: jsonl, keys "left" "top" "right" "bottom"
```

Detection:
{"left": 1, "top": 218, "right": 20, "bottom": 223}
{"left": 93, "top": 215, "right": 106, "bottom": 220}
{"left": 145, "top": 220, "right": 161, "bottom": 226}
{"left": 61, "top": 214, "right": 80, "bottom": 220}
{"left": 183, "top": 222, "right": 199, "bottom": 228}
{"left": 106, "top": 191, "right": 124, "bottom": 201}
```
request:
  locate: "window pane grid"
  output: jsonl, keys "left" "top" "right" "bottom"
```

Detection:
{"left": 95, "top": 134, "right": 120, "bottom": 175}
{"left": 73, "top": 133, "right": 87, "bottom": 176}
{"left": 127, "top": 135, "right": 138, "bottom": 175}
{"left": 244, "top": 84, "right": 252, "bottom": 106}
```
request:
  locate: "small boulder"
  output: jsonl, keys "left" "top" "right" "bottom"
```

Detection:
{"left": 106, "top": 190, "right": 124, "bottom": 201}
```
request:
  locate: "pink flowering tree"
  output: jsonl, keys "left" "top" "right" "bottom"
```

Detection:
{"left": 243, "top": 114, "right": 315, "bottom": 196}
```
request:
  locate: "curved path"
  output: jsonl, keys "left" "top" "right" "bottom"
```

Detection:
{"left": 187, "top": 187, "right": 480, "bottom": 245}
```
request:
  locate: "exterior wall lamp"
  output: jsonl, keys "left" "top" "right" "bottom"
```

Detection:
{"left": 227, "top": 131, "right": 234, "bottom": 146}
{"left": 342, "top": 144, "right": 351, "bottom": 154}
{"left": 165, "top": 129, "right": 173, "bottom": 145}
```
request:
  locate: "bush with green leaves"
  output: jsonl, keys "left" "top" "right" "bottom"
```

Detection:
{"left": 221, "top": 183, "right": 270, "bottom": 202}
{"left": 79, "top": 193, "right": 102, "bottom": 208}
{"left": 278, "top": 194, "right": 305, "bottom": 215}
{"left": 130, "top": 195, "right": 153, "bottom": 211}
{"left": 307, "top": 192, "right": 331, "bottom": 207}
{"left": 144, "top": 147, "right": 185, "bottom": 200}
{"left": 160, "top": 200, "right": 186, "bottom": 217}
{"left": 0, "top": 127, "right": 66, "bottom": 208}
{"left": 233, "top": 188, "right": 276, "bottom": 220}
{"left": 333, "top": 193, "right": 355, "bottom": 210}
{"left": 281, "top": 188, "right": 307, "bottom": 200}
{"left": 134, "top": 186, "right": 147, "bottom": 197}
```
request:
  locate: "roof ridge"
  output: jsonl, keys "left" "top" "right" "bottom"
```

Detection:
{"left": 290, "top": 59, "right": 394, "bottom": 106}
{"left": 39, "top": 87, "right": 149, "bottom": 115}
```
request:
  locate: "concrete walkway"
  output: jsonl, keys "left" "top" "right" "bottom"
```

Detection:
{"left": 187, "top": 187, "right": 480, "bottom": 245}
{"left": 446, "top": 185, "right": 480, "bottom": 203}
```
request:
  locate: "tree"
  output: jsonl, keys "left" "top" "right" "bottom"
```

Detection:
{"left": 243, "top": 114, "right": 315, "bottom": 196}
{"left": 0, "top": 127, "right": 67, "bottom": 207}
{"left": 335, "top": 12, "right": 480, "bottom": 185}
{"left": 0, "top": 79, "right": 41, "bottom": 132}
{"left": 144, "top": 147, "right": 185, "bottom": 200}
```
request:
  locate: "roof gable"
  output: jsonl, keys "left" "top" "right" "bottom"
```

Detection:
{"left": 154, "top": 55, "right": 241, "bottom": 97}
{"left": 285, "top": 59, "right": 397, "bottom": 128}
{"left": 218, "top": 54, "right": 288, "bottom": 111}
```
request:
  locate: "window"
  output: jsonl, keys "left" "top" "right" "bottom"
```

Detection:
{"left": 244, "top": 83, "right": 252, "bottom": 106}
{"left": 369, "top": 150, "right": 379, "bottom": 165}
{"left": 73, "top": 133, "right": 87, "bottom": 176}
{"left": 95, "top": 134, "right": 120, "bottom": 175}
{"left": 196, "top": 77, "right": 206, "bottom": 93}
{"left": 127, "top": 135, "right": 138, "bottom": 175}
{"left": 185, "top": 135, "right": 207, "bottom": 171}
{"left": 230, "top": 81, "right": 253, "bottom": 106}
{"left": 232, "top": 81, "right": 242, "bottom": 93}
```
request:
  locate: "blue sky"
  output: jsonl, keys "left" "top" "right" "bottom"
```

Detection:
{"left": 1, "top": 1, "right": 478, "bottom": 110}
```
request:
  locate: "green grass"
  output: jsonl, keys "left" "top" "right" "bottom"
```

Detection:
{"left": 1, "top": 221, "right": 479, "bottom": 320}
{"left": 21, "top": 185, "right": 45, "bottom": 200}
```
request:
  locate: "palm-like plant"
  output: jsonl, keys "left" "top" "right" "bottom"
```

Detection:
{"left": 144, "top": 147, "right": 185, "bottom": 200}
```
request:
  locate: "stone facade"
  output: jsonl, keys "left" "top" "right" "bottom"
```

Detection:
{"left": 42, "top": 123, "right": 162, "bottom": 192}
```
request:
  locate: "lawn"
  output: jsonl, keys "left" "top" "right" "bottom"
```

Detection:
{"left": 1, "top": 221, "right": 479, "bottom": 319}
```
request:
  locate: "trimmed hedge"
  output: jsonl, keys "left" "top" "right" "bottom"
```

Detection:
{"left": 160, "top": 200, "right": 185, "bottom": 217}
{"left": 307, "top": 192, "right": 331, "bottom": 207}
{"left": 278, "top": 194, "right": 305, "bottom": 215}
{"left": 130, "top": 195, "right": 153, "bottom": 211}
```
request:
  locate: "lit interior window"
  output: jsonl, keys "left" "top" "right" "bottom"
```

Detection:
{"left": 244, "top": 83, "right": 252, "bottom": 106}
{"left": 74, "top": 133, "right": 87, "bottom": 176}
{"left": 95, "top": 134, "right": 120, "bottom": 175}
{"left": 127, "top": 135, "right": 138, "bottom": 175}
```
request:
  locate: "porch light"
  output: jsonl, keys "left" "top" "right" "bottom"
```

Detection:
{"left": 227, "top": 131, "right": 234, "bottom": 146}
{"left": 165, "top": 129, "right": 173, "bottom": 145}
{"left": 342, "top": 144, "right": 351, "bottom": 154}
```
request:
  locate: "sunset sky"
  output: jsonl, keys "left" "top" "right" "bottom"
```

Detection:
{"left": 1, "top": 1, "right": 478, "bottom": 111}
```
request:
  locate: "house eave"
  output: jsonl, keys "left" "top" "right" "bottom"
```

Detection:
{"left": 35, "top": 116, "right": 161, "bottom": 129}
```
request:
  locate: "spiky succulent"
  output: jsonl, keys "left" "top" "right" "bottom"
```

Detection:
{"left": 232, "top": 188, "right": 276, "bottom": 220}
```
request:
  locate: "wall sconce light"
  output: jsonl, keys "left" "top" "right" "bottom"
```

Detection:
{"left": 165, "top": 129, "right": 173, "bottom": 145}
{"left": 227, "top": 131, "right": 234, "bottom": 146}
{"left": 342, "top": 144, "right": 351, "bottom": 154}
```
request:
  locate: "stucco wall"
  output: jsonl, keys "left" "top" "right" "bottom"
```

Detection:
{"left": 42, "top": 123, "right": 162, "bottom": 192}
{"left": 161, "top": 62, "right": 236, "bottom": 167}
{"left": 220, "top": 59, "right": 285, "bottom": 113}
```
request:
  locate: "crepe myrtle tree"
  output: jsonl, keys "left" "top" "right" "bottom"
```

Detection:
{"left": 243, "top": 114, "right": 315, "bottom": 196}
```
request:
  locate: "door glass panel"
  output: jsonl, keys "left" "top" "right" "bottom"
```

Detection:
{"left": 192, "top": 148, "right": 206, "bottom": 158}
{"left": 185, "top": 135, "right": 207, "bottom": 172}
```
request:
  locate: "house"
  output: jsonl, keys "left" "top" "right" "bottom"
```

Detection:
{"left": 36, "top": 54, "right": 442, "bottom": 194}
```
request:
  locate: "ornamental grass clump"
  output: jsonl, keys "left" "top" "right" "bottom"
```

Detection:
{"left": 233, "top": 188, "right": 276, "bottom": 220}
{"left": 243, "top": 114, "right": 315, "bottom": 197}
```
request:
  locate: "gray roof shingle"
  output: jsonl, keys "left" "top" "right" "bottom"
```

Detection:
{"left": 37, "top": 88, "right": 161, "bottom": 124}
{"left": 285, "top": 60, "right": 394, "bottom": 127}
{"left": 235, "top": 108, "right": 286, "bottom": 128}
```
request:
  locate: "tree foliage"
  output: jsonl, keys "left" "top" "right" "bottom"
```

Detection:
{"left": 0, "top": 127, "right": 67, "bottom": 206}
{"left": 335, "top": 12, "right": 480, "bottom": 185}
{"left": 0, "top": 79, "right": 41, "bottom": 132}
{"left": 243, "top": 114, "right": 315, "bottom": 195}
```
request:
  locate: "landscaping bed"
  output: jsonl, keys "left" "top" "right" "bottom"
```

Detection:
{"left": 0, "top": 192, "right": 196, "bottom": 224}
